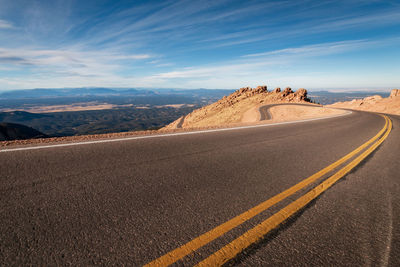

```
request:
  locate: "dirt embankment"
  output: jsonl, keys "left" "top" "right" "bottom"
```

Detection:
{"left": 267, "top": 105, "right": 346, "bottom": 123}
{"left": 162, "top": 86, "right": 344, "bottom": 130}
{"left": 327, "top": 89, "right": 400, "bottom": 115}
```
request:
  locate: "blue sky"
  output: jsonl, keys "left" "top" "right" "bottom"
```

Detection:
{"left": 0, "top": 0, "right": 399, "bottom": 91}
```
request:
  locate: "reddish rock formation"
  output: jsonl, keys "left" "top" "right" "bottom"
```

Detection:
{"left": 294, "top": 88, "right": 309, "bottom": 102}
{"left": 282, "top": 87, "right": 293, "bottom": 97}
{"left": 212, "top": 85, "right": 309, "bottom": 109}
{"left": 390, "top": 89, "right": 400, "bottom": 97}
{"left": 163, "top": 84, "right": 312, "bottom": 130}
{"left": 254, "top": 85, "right": 268, "bottom": 93}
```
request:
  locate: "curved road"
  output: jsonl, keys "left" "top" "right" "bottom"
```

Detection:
{"left": 176, "top": 115, "right": 186, "bottom": 128}
{"left": 259, "top": 103, "right": 323, "bottom": 121}
{"left": 1, "top": 109, "right": 399, "bottom": 266}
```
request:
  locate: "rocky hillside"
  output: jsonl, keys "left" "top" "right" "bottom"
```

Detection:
{"left": 163, "top": 85, "right": 311, "bottom": 129}
{"left": 0, "top": 122, "right": 48, "bottom": 141}
{"left": 328, "top": 89, "right": 400, "bottom": 115}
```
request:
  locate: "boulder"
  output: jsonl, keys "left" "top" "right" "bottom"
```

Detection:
{"left": 294, "top": 88, "right": 309, "bottom": 101}
{"left": 282, "top": 87, "right": 293, "bottom": 97}
{"left": 273, "top": 87, "right": 281, "bottom": 93}
{"left": 390, "top": 89, "right": 400, "bottom": 97}
{"left": 254, "top": 85, "right": 267, "bottom": 93}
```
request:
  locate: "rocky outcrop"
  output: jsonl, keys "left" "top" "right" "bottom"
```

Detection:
{"left": 390, "top": 89, "right": 400, "bottom": 97}
{"left": 237, "top": 85, "right": 268, "bottom": 96}
{"left": 282, "top": 87, "right": 293, "bottom": 97}
{"left": 162, "top": 85, "right": 312, "bottom": 130}
{"left": 295, "top": 88, "right": 309, "bottom": 101}
{"left": 211, "top": 86, "right": 268, "bottom": 110}
{"left": 278, "top": 87, "right": 309, "bottom": 102}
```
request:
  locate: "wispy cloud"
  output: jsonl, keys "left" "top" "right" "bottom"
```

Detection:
{"left": 0, "top": 47, "right": 153, "bottom": 66}
{"left": 242, "top": 40, "right": 374, "bottom": 58}
{"left": 0, "top": 46, "right": 155, "bottom": 85}
{"left": 305, "top": 8, "right": 400, "bottom": 33}
{"left": 0, "top": 37, "right": 399, "bottom": 90}
{"left": 75, "top": 0, "right": 294, "bottom": 50}
{"left": 0, "top": 0, "right": 399, "bottom": 90}
{"left": 0, "top": 19, "right": 13, "bottom": 29}
{"left": 138, "top": 38, "right": 400, "bottom": 89}
{"left": 113, "top": 54, "right": 153, "bottom": 60}
{"left": 155, "top": 39, "right": 376, "bottom": 79}
{"left": 194, "top": 7, "right": 400, "bottom": 50}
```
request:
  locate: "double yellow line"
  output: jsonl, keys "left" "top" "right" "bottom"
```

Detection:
{"left": 145, "top": 115, "right": 392, "bottom": 267}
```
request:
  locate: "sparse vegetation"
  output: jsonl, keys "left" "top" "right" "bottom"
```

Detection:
{"left": 0, "top": 106, "right": 199, "bottom": 137}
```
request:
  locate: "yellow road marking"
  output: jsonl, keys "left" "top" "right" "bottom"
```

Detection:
{"left": 145, "top": 116, "right": 388, "bottom": 267}
{"left": 196, "top": 115, "right": 392, "bottom": 266}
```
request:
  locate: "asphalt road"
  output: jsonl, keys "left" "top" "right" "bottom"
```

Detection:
{"left": 176, "top": 115, "right": 185, "bottom": 129}
{"left": 1, "top": 110, "right": 399, "bottom": 266}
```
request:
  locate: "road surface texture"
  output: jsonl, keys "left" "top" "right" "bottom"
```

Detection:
{"left": 1, "top": 109, "right": 399, "bottom": 266}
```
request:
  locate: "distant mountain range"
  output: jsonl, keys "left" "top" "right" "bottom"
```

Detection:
{"left": 307, "top": 91, "right": 390, "bottom": 105}
{"left": 0, "top": 87, "right": 235, "bottom": 99}
{"left": 0, "top": 87, "right": 392, "bottom": 104}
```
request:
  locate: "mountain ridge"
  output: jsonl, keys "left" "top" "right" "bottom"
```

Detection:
{"left": 0, "top": 122, "right": 48, "bottom": 141}
{"left": 0, "top": 88, "right": 234, "bottom": 99}
{"left": 163, "top": 85, "right": 315, "bottom": 129}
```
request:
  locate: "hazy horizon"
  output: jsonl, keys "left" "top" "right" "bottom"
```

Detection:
{"left": 0, "top": 86, "right": 396, "bottom": 94}
{"left": 0, "top": 0, "right": 399, "bottom": 90}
